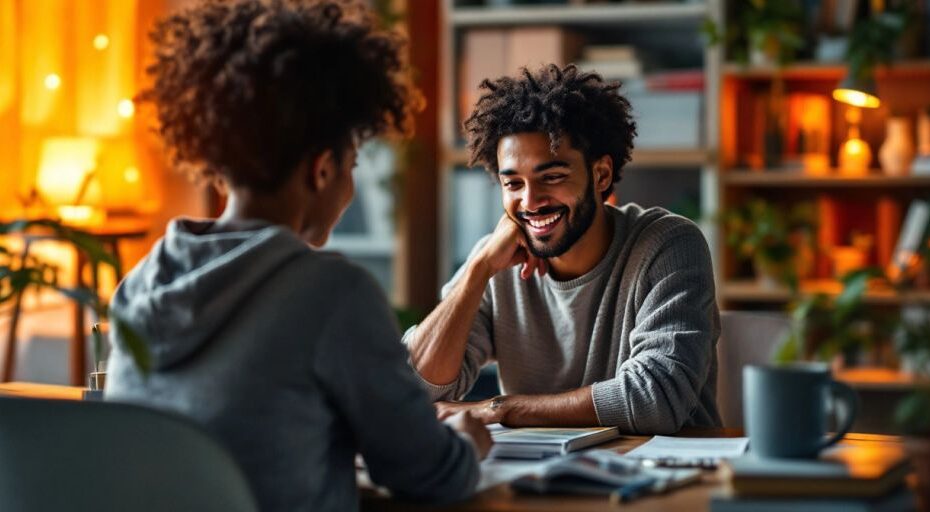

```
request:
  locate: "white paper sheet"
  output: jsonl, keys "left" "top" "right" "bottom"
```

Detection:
{"left": 624, "top": 436, "right": 749, "bottom": 460}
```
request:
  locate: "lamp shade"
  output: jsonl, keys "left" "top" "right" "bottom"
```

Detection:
{"left": 35, "top": 137, "right": 101, "bottom": 205}
{"left": 832, "top": 71, "right": 881, "bottom": 108}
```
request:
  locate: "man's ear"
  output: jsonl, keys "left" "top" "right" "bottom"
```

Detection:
{"left": 306, "top": 149, "right": 336, "bottom": 192}
{"left": 592, "top": 155, "right": 613, "bottom": 195}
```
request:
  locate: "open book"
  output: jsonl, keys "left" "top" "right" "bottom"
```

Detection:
{"left": 488, "top": 424, "right": 621, "bottom": 459}
{"left": 511, "top": 449, "right": 701, "bottom": 500}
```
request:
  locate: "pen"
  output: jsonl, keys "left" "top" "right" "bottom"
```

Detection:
{"left": 610, "top": 476, "right": 657, "bottom": 503}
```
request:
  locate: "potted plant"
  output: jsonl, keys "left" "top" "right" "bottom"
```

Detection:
{"left": 702, "top": 0, "right": 805, "bottom": 68}
{"left": 0, "top": 218, "right": 149, "bottom": 386}
{"left": 722, "top": 198, "right": 817, "bottom": 291}
{"left": 893, "top": 310, "right": 930, "bottom": 509}
{"left": 775, "top": 268, "right": 897, "bottom": 367}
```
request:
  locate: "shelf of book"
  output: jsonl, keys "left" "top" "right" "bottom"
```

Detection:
{"left": 722, "top": 59, "right": 930, "bottom": 81}
{"left": 720, "top": 279, "right": 930, "bottom": 305}
{"left": 450, "top": 2, "right": 708, "bottom": 27}
{"left": 722, "top": 171, "right": 930, "bottom": 188}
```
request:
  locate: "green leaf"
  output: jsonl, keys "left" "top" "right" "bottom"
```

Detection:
{"left": 895, "top": 390, "right": 930, "bottom": 434}
{"left": 114, "top": 316, "right": 151, "bottom": 376}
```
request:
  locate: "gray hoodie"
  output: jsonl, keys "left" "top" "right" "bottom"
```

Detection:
{"left": 104, "top": 218, "right": 479, "bottom": 512}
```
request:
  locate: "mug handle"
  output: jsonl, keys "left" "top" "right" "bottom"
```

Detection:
{"left": 817, "top": 380, "right": 859, "bottom": 451}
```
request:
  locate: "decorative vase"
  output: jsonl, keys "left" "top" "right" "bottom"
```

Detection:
{"left": 879, "top": 116, "right": 915, "bottom": 176}
{"left": 753, "top": 255, "right": 791, "bottom": 290}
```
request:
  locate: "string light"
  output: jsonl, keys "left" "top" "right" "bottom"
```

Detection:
{"left": 117, "top": 99, "right": 134, "bottom": 118}
{"left": 44, "top": 73, "right": 61, "bottom": 90}
{"left": 93, "top": 34, "right": 110, "bottom": 50}
{"left": 123, "top": 166, "right": 140, "bottom": 183}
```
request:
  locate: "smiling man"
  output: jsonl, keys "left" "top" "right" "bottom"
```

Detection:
{"left": 403, "top": 64, "right": 721, "bottom": 434}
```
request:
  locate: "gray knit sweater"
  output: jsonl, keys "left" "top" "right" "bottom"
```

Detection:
{"left": 105, "top": 219, "right": 479, "bottom": 512}
{"left": 404, "top": 204, "right": 721, "bottom": 434}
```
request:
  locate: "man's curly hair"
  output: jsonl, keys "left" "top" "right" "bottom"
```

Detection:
{"left": 464, "top": 64, "right": 636, "bottom": 200}
{"left": 139, "top": 0, "right": 420, "bottom": 192}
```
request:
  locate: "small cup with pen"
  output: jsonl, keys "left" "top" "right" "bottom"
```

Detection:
{"left": 82, "top": 321, "right": 109, "bottom": 401}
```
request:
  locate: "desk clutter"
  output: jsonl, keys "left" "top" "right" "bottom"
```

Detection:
{"left": 712, "top": 442, "right": 916, "bottom": 512}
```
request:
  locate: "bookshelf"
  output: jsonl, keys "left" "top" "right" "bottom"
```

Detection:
{"left": 439, "top": 0, "right": 722, "bottom": 279}
{"left": 717, "top": 52, "right": 930, "bottom": 308}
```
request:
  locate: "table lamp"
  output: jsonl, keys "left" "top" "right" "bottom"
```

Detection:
{"left": 833, "top": 69, "right": 881, "bottom": 176}
{"left": 35, "top": 137, "right": 104, "bottom": 225}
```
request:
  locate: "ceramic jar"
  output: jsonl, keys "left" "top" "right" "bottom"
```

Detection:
{"left": 879, "top": 117, "right": 915, "bottom": 176}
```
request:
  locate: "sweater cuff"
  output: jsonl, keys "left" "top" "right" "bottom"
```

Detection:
{"left": 401, "top": 325, "right": 458, "bottom": 402}
{"left": 592, "top": 380, "right": 634, "bottom": 431}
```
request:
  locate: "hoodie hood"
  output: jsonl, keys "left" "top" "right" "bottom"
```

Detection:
{"left": 110, "top": 218, "right": 308, "bottom": 370}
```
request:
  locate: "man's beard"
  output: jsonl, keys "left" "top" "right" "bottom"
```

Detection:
{"left": 524, "top": 181, "right": 599, "bottom": 258}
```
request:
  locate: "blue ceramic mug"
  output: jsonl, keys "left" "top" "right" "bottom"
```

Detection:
{"left": 743, "top": 363, "right": 859, "bottom": 459}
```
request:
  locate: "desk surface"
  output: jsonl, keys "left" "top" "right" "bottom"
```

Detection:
{"left": 0, "top": 382, "right": 905, "bottom": 512}
{"left": 0, "top": 381, "right": 84, "bottom": 400}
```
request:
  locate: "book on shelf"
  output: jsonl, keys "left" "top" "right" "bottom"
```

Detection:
{"left": 576, "top": 59, "right": 642, "bottom": 80}
{"left": 511, "top": 449, "right": 700, "bottom": 499}
{"left": 489, "top": 424, "right": 621, "bottom": 459}
{"left": 888, "top": 199, "right": 930, "bottom": 284}
{"left": 709, "top": 486, "right": 916, "bottom": 512}
{"left": 720, "top": 442, "right": 911, "bottom": 499}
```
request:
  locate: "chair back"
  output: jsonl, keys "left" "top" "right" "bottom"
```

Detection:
{"left": 716, "top": 310, "right": 791, "bottom": 429}
{"left": 0, "top": 397, "right": 258, "bottom": 512}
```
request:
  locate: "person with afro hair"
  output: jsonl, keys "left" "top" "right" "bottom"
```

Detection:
{"left": 404, "top": 64, "right": 721, "bottom": 435}
{"left": 104, "top": 1, "right": 489, "bottom": 510}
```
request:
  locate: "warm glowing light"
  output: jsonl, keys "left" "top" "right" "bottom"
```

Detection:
{"left": 117, "top": 98, "right": 134, "bottom": 118}
{"left": 123, "top": 166, "right": 140, "bottom": 183}
{"left": 833, "top": 88, "right": 881, "bottom": 109}
{"left": 93, "top": 34, "right": 110, "bottom": 50}
{"left": 57, "top": 205, "right": 102, "bottom": 225}
{"left": 44, "top": 73, "right": 61, "bottom": 90}
{"left": 36, "top": 137, "right": 101, "bottom": 205}
{"left": 839, "top": 138, "right": 871, "bottom": 176}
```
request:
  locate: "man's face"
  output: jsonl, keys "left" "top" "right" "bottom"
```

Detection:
{"left": 496, "top": 132, "right": 601, "bottom": 258}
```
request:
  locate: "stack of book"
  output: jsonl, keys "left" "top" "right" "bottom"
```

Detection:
{"left": 576, "top": 45, "right": 642, "bottom": 81}
{"left": 712, "top": 442, "right": 916, "bottom": 512}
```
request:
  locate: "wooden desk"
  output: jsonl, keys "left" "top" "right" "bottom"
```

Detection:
{"left": 361, "top": 428, "right": 742, "bottom": 512}
{"left": 0, "top": 383, "right": 905, "bottom": 511}
{"left": 0, "top": 381, "right": 84, "bottom": 400}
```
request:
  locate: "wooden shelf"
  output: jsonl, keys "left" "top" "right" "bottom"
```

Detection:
{"left": 723, "top": 59, "right": 930, "bottom": 81}
{"left": 721, "top": 279, "right": 930, "bottom": 305}
{"left": 629, "top": 148, "right": 708, "bottom": 169}
{"left": 444, "top": 146, "right": 707, "bottom": 169}
{"left": 722, "top": 171, "right": 930, "bottom": 188}
{"left": 836, "top": 367, "right": 928, "bottom": 391}
{"left": 450, "top": 2, "right": 707, "bottom": 27}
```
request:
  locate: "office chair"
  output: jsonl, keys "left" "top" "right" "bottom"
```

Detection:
{"left": 0, "top": 397, "right": 258, "bottom": 512}
{"left": 716, "top": 310, "right": 792, "bottom": 429}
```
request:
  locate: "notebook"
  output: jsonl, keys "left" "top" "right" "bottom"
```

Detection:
{"left": 709, "top": 486, "right": 916, "bottom": 512}
{"left": 720, "top": 443, "right": 911, "bottom": 498}
{"left": 488, "top": 424, "right": 621, "bottom": 459}
{"left": 511, "top": 449, "right": 701, "bottom": 499}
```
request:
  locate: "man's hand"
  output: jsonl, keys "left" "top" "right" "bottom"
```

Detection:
{"left": 435, "top": 398, "right": 504, "bottom": 425}
{"left": 443, "top": 411, "right": 493, "bottom": 460}
{"left": 475, "top": 215, "right": 547, "bottom": 280}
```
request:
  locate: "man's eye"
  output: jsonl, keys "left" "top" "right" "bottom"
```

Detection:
{"left": 503, "top": 181, "right": 523, "bottom": 190}
{"left": 543, "top": 174, "right": 566, "bottom": 183}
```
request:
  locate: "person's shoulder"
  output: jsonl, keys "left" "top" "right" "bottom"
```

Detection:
{"left": 611, "top": 203, "right": 704, "bottom": 243}
{"left": 287, "top": 249, "right": 382, "bottom": 294}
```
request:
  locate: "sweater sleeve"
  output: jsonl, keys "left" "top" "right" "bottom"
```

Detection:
{"left": 591, "top": 224, "right": 719, "bottom": 434}
{"left": 401, "top": 238, "right": 495, "bottom": 402}
{"left": 313, "top": 268, "right": 479, "bottom": 503}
